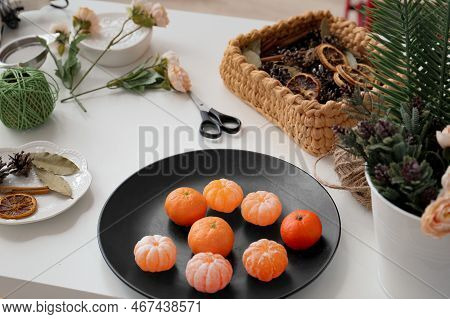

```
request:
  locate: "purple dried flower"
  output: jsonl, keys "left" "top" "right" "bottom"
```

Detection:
{"left": 373, "top": 163, "right": 390, "bottom": 184}
{"left": 410, "top": 96, "right": 424, "bottom": 111}
{"left": 356, "top": 121, "right": 376, "bottom": 139}
{"left": 402, "top": 158, "right": 421, "bottom": 182}
{"left": 333, "top": 125, "right": 349, "bottom": 135}
{"left": 375, "top": 119, "right": 396, "bottom": 138}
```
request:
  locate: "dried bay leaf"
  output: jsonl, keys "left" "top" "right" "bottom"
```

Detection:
{"left": 34, "top": 167, "right": 72, "bottom": 197}
{"left": 345, "top": 50, "right": 358, "bottom": 69}
{"left": 243, "top": 50, "right": 262, "bottom": 68}
{"left": 320, "top": 18, "right": 331, "bottom": 40}
{"left": 242, "top": 39, "right": 262, "bottom": 68}
{"left": 246, "top": 39, "right": 261, "bottom": 56}
{"left": 31, "top": 152, "right": 79, "bottom": 176}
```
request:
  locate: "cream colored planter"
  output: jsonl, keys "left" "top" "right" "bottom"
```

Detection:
{"left": 366, "top": 171, "right": 450, "bottom": 298}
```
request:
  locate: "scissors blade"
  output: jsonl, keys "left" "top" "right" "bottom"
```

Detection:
{"left": 188, "top": 91, "right": 210, "bottom": 112}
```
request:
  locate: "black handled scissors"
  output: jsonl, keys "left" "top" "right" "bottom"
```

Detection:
{"left": 188, "top": 91, "right": 242, "bottom": 139}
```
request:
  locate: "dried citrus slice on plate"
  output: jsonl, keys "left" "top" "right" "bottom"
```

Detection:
{"left": 316, "top": 44, "right": 348, "bottom": 71}
{"left": 287, "top": 73, "right": 321, "bottom": 100}
{"left": 0, "top": 193, "right": 37, "bottom": 219}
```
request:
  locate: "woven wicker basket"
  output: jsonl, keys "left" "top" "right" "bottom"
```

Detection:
{"left": 220, "top": 11, "right": 371, "bottom": 156}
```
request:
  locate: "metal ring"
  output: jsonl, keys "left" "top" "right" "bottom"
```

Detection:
{"left": 0, "top": 35, "right": 48, "bottom": 69}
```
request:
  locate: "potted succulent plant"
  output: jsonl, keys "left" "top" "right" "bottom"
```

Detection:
{"left": 335, "top": 0, "right": 450, "bottom": 298}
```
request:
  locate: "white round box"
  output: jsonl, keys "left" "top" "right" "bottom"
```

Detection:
{"left": 79, "top": 13, "right": 152, "bottom": 68}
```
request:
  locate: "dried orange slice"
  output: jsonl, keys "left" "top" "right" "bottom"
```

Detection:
{"left": 333, "top": 72, "right": 347, "bottom": 87}
{"left": 336, "top": 64, "right": 370, "bottom": 87}
{"left": 287, "top": 73, "right": 321, "bottom": 100}
{"left": 355, "top": 63, "right": 376, "bottom": 84}
{"left": 316, "top": 44, "right": 348, "bottom": 71}
{"left": 0, "top": 193, "right": 37, "bottom": 219}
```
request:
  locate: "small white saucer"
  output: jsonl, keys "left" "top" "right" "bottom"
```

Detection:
{"left": 0, "top": 141, "right": 92, "bottom": 225}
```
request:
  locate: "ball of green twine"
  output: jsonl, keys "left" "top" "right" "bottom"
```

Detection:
{"left": 0, "top": 68, "right": 59, "bottom": 130}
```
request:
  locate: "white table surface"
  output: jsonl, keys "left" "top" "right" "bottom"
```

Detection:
{"left": 0, "top": 0, "right": 394, "bottom": 298}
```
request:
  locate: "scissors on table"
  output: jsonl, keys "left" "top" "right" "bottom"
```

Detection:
{"left": 188, "top": 91, "right": 242, "bottom": 139}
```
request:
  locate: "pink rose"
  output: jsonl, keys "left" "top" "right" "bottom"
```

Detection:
{"left": 436, "top": 125, "right": 450, "bottom": 149}
{"left": 168, "top": 64, "right": 191, "bottom": 93}
{"left": 421, "top": 192, "right": 450, "bottom": 238}
{"left": 151, "top": 3, "right": 169, "bottom": 27}
{"left": 162, "top": 51, "right": 180, "bottom": 66}
{"left": 73, "top": 7, "right": 100, "bottom": 35}
{"left": 50, "top": 22, "right": 69, "bottom": 36}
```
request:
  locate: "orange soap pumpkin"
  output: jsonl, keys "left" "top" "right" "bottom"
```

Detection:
{"left": 186, "top": 252, "right": 233, "bottom": 293}
{"left": 203, "top": 179, "right": 243, "bottom": 213}
{"left": 241, "top": 191, "right": 282, "bottom": 226}
{"left": 188, "top": 216, "right": 234, "bottom": 257}
{"left": 242, "top": 239, "right": 288, "bottom": 282}
{"left": 280, "top": 210, "right": 322, "bottom": 250}
{"left": 134, "top": 235, "right": 177, "bottom": 272}
{"left": 165, "top": 187, "right": 207, "bottom": 226}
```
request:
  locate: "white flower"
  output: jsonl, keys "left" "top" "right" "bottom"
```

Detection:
{"left": 421, "top": 192, "right": 450, "bottom": 238}
{"left": 162, "top": 51, "right": 180, "bottom": 66}
{"left": 436, "top": 125, "right": 450, "bottom": 149}
{"left": 50, "top": 22, "right": 69, "bottom": 36}
{"left": 73, "top": 7, "right": 100, "bottom": 35}
{"left": 168, "top": 64, "right": 191, "bottom": 93}
{"left": 151, "top": 3, "right": 169, "bottom": 27}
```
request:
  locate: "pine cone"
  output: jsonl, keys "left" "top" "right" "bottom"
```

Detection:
{"left": 8, "top": 151, "right": 33, "bottom": 177}
{"left": 0, "top": 158, "right": 10, "bottom": 183}
{"left": 262, "top": 62, "right": 292, "bottom": 85}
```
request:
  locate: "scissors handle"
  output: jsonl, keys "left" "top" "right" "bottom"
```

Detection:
{"left": 208, "top": 108, "right": 242, "bottom": 134}
{"left": 199, "top": 111, "right": 222, "bottom": 139}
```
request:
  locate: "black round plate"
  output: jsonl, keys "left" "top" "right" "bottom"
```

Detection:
{"left": 98, "top": 149, "right": 341, "bottom": 298}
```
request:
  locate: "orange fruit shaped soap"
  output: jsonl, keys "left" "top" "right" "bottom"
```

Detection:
{"left": 280, "top": 210, "right": 322, "bottom": 250}
{"left": 134, "top": 235, "right": 177, "bottom": 272}
{"left": 241, "top": 191, "right": 282, "bottom": 226}
{"left": 203, "top": 178, "right": 243, "bottom": 213}
{"left": 242, "top": 239, "right": 288, "bottom": 282}
{"left": 188, "top": 216, "right": 234, "bottom": 257}
{"left": 165, "top": 187, "right": 207, "bottom": 226}
{"left": 186, "top": 252, "right": 233, "bottom": 293}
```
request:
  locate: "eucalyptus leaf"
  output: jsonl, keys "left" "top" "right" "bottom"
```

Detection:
{"left": 31, "top": 152, "right": 79, "bottom": 176}
{"left": 34, "top": 167, "right": 72, "bottom": 197}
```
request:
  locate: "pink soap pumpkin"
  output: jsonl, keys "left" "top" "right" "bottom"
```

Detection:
{"left": 241, "top": 191, "right": 282, "bottom": 226}
{"left": 185, "top": 252, "right": 233, "bottom": 293}
{"left": 134, "top": 235, "right": 177, "bottom": 272}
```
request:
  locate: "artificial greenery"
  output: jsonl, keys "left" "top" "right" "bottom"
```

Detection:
{"left": 336, "top": 0, "right": 450, "bottom": 216}
{"left": 369, "top": 0, "right": 449, "bottom": 124}
{"left": 60, "top": 56, "right": 171, "bottom": 102}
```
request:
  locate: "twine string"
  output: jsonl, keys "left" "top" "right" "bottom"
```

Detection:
{"left": 314, "top": 147, "right": 372, "bottom": 209}
{"left": 0, "top": 68, "right": 58, "bottom": 130}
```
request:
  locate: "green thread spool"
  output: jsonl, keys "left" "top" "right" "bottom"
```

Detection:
{"left": 0, "top": 68, "right": 59, "bottom": 130}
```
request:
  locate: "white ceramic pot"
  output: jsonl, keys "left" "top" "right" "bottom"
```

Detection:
{"left": 79, "top": 13, "right": 152, "bottom": 67}
{"left": 366, "top": 171, "right": 450, "bottom": 298}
